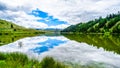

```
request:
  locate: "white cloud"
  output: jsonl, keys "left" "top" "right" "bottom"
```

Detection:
{"left": 0, "top": 10, "right": 48, "bottom": 28}
{"left": 36, "top": 0, "right": 120, "bottom": 24}
{"left": 0, "top": 0, "right": 120, "bottom": 28}
{"left": 13, "top": 11, "right": 48, "bottom": 28}
{"left": 49, "top": 24, "right": 70, "bottom": 29}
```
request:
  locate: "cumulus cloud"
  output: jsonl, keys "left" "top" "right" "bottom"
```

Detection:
{"left": 0, "top": 0, "right": 47, "bottom": 28}
{"left": 36, "top": 0, "right": 120, "bottom": 24}
{"left": 0, "top": 0, "right": 120, "bottom": 28}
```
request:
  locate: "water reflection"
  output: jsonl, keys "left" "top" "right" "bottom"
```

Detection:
{"left": 31, "top": 38, "right": 66, "bottom": 54}
{"left": 63, "top": 34, "right": 120, "bottom": 54}
{"left": 0, "top": 34, "right": 39, "bottom": 46}
{"left": 0, "top": 34, "right": 120, "bottom": 68}
{"left": 0, "top": 36, "right": 68, "bottom": 54}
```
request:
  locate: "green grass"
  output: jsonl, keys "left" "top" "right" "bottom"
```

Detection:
{"left": 0, "top": 52, "right": 69, "bottom": 68}
{"left": 41, "top": 57, "right": 68, "bottom": 68}
{"left": 0, "top": 19, "right": 45, "bottom": 34}
{"left": 0, "top": 19, "right": 46, "bottom": 46}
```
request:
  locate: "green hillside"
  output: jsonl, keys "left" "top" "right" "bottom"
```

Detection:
{"left": 0, "top": 19, "right": 45, "bottom": 34}
{"left": 61, "top": 12, "right": 120, "bottom": 34}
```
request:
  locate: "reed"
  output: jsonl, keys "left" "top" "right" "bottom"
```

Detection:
{"left": 0, "top": 52, "right": 69, "bottom": 68}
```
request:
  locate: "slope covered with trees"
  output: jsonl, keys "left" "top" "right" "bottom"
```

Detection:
{"left": 61, "top": 12, "right": 120, "bottom": 34}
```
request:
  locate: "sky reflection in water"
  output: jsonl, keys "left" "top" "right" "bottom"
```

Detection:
{"left": 0, "top": 35, "right": 120, "bottom": 68}
{"left": 31, "top": 38, "right": 66, "bottom": 54}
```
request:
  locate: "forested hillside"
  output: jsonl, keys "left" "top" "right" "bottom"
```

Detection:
{"left": 61, "top": 12, "right": 120, "bottom": 34}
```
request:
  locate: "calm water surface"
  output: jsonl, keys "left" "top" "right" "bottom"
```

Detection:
{"left": 0, "top": 34, "right": 120, "bottom": 68}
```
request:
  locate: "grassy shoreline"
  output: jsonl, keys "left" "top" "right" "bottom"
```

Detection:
{"left": 61, "top": 32, "right": 120, "bottom": 35}
{"left": 0, "top": 52, "right": 69, "bottom": 68}
{"left": 0, "top": 19, "right": 46, "bottom": 35}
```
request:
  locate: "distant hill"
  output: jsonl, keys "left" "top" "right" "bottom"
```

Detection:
{"left": 61, "top": 12, "right": 120, "bottom": 34}
{"left": 36, "top": 28, "right": 62, "bottom": 31}
{"left": 0, "top": 19, "right": 45, "bottom": 34}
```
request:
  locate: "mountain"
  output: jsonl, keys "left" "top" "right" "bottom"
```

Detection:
{"left": 61, "top": 12, "right": 120, "bottom": 34}
{"left": 0, "top": 19, "right": 45, "bottom": 34}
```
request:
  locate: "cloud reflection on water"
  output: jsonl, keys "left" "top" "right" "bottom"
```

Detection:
{"left": 0, "top": 36, "right": 120, "bottom": 68}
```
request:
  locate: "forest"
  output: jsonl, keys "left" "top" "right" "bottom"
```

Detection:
{"left": 61, "top": 12, "right": 120, "bottom": 34}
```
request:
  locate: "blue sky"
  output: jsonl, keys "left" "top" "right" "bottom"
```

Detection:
{"left": 30, "top": 8, "right": 68, "bottom": 26}
{"left": 0, "top": 0, "right": 120, "bottom": 29}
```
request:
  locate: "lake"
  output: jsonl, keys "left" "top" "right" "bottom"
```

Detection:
{"left": 0, "top": 34, "right": 120, "bottom": 68}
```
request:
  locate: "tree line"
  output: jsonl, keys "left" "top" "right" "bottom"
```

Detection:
{"left": 61, "top": 11, "right": 120, "bottom": 33}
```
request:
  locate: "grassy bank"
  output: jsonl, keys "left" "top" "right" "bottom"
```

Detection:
{"left": 0, "top": 19, "right": 45, "bottom": 34}
{"left": 0, "top": 52, "right": 69, "bottom": 68}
